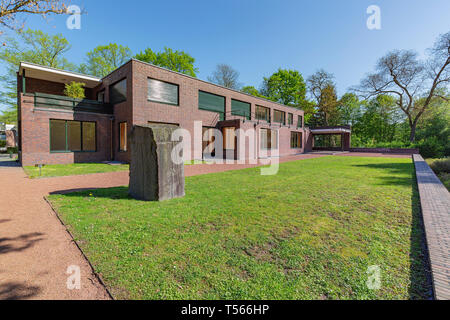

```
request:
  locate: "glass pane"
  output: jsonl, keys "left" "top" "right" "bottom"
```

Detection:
{"left": 67, "top": 121, "right": 81, "bottom": 151}
{"left": 50, "top": 120, "right": 66, "bottom": 151}
{"left": 148, "top": 79, "right": 179, "bottom": 105}
{"left": 82, "top": 122, "right": 96, "bottom": 151}
{"left": 120, "top": 122, "right": 127, "bottom": 151}
{"left": 110, "top": 79, "right": 127, "bottom": 104}
{"left": 271, "top": 130, "right": 278, "bottom": 149}
{"left": 231, "top": 100, "right": 251, "bottom": 119}
{"left": 198, "top": 91, "right": 225, "bottom": 118}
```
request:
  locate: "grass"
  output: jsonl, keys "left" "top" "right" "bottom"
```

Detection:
{"left": 48, "top": 156, "right": 431, "bottom": 300}
{"left": 426, "top": 158, "right": 450, "bottom": 191}
{"left": 24, "top": 163, "right": 129, "bottom": 179}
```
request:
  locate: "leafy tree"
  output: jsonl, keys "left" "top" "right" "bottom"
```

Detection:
{"left": 0, "top": 0, "right": 67, "bottom": 31}
{"left": 64, "top": 81, "right": 85, "bottom": 99}
{"left": 355, "top": 31, "right": 450, "bottom": 142}
{"left": 208, "top": 64, "right": 241, "bottom": 89}
{"left": 0, "top": 108, "right": 16, "bottom": 124}
{"left": 338, "top": 93, "right": 363, "bottom": 127}
{"left": 135, "top": 47, "right": 198, "bottom": 77}
{"left": 79, "top": 43, "right": 132, "bottom": 78}
{"left": 261, "top": 69, "right": 307, "bottom": 108}
{"left": 307, "top": 70, "right": 340, "bottom": 126}
{"left": 0, "top": 29, "right": 74, "bottom": 121}
{"left": 241, "top": 85, "right": 266, "bottom": 98}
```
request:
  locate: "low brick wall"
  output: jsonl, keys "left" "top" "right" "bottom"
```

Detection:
{"left": 350, "top": 148, "right": 419, "bottom": 154}
{"left": 413, "top": 154, "right": 450, "bottom": 300}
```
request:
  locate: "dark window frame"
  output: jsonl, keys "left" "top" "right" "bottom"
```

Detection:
{"left": 297, "top": 115, "right": 303, "bottom": 128}
{"left": 147, "top": 77, "right": 180, "bottom": 106}
{"left": 255, "top": 105, "right": 271, "bottom": 122}
{"left": 231, "top": 98, "right": 251, "bottom": 120}
{"left": 109, "top": 78, "right": 127, "bottom": 105}
{"left": 273, "top": 109, "right": 286, "bottom": 125}
{"left": 288, "top": 113, "right": 294, "bottom": 125}
{"left": 290, "top": 131, "right": 303, "bottom": 149}
{"left": 198, "top": 90, "right": 226, "bottom": 121}
{"left": 260, "top": 128, "right": 278, "bottom": 150}
{"left": 49, "top": 119, "right": 97, "bottom": 153}
{"left": 97, "top": 90, "right": 105, "bottom": 103}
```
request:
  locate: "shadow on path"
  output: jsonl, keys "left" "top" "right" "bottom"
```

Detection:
{"left": 0, "top": 281, "right": 41, "bottom": 300}
{"left": 0, "top": 232, "right": 46, "bottom": 255}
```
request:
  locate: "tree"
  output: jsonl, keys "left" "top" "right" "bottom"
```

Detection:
{"left": 261, "top": 69, "right": 307, "bottom": 108}
{"left": 0, "top": 0, "right": 67, "bottom": 31}
{"left": 135, "top": 47, "right": 198, "bottom": 77}
{"left": 338, "top": 93, "right": 363, "bottom": 127}
{"left": 355, "top": 31, "right": 450, "bottom": 142}
{"left": 208, "top": 64, "right": 241, "bottom": 89}
{"left": 79, "top": 43, "right": 132, "bottom": 78}
{"left": 241, "top": 85, "right": 266, "bottom": 98}
{"left": 0, "top": 29, "right": 73, "bottom": 120}
{"left": 307, "top": 70, "right": 340, "bottom": 126}
{"left": 64, "top": 81, "right": 85, "bottom": 99}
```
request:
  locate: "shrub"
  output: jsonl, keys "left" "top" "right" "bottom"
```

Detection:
{"left": 64, "top": 81, "right": 86, "bottom": 99}
{"left": 7, "top": 147, "right": 18, "bottom": 154}
{"left": 428, "top": 158, "right": 450, "bottom": 175}
{"left": 0, "top": 140, "right": 6, "bottom": 148}
{"left": 416, "top": 137, "right": 445, "bottom": 159}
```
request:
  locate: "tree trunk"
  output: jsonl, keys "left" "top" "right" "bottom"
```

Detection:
{"left": 409, "top": 122, "right": 417, "bottom": 143}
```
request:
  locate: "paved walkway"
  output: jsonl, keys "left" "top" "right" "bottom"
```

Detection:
{"left": 413, "top": 155, "right": 450, "bottom": 300}
{"left": 0, "top": 152, "right": 413, "bottom": 300}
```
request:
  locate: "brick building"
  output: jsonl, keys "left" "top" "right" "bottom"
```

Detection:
{"left": 17, "top": 60, "right": 351, "bottom": 166}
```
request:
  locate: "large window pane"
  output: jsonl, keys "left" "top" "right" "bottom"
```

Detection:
{"left": 67, "top": 121, "right": 81, "bottom": 151}
{"left": 110, "top": 79, "right": 127, "bottom": 104}
{"left": 288, "top": 113, "right": 293, "bottom": 125}
{"left": 256, "top": 106, "right": 270, "bottom": 122}
{"left": 148, "top": 79, "right": 179, "bottom": 105}
{"left": 50, "top": 120, "right": 66, "bottom": 151}
{"left": 274, "top": 110, "right": 285, "bottom": 125}
{"left": 231, "top": 99, "right": 250, "bottom": 119}
{"left": 82, "top": 122, "right": 96, "bottom": 151}
{"left": 291, "top": 132, "right": 302, "bottom": 148}
{"left": 297, "top": 116, "right": 303, "bottom": 128}
{"left": 198, "top": 91, "right": 225, "bottom": 121}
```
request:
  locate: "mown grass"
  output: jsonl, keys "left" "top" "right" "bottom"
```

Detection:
{"left": 48, "top": 156, "right": 431, "bottom": 300}
{"left": 24, "top": 163, "right": 129, "bottom": 179}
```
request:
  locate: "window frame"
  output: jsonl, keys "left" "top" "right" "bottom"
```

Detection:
{"left": 297, "top": 115, "right": 303, "bottom": 128}
{"left": 273, "top": 109, "right": 286, "bottom": 125}
{"left": 119, "top": 122, "right": 127, "bottom": 152}
{"left": 198, "top": 90, "right": 226, "bottom": 121}
{"left": 231, "top": 99, "right": 251, "bottom": 120}
{"left": 109, "top": 78, "right": 127, "bottom": 105}
{"left": 147, "top": 78, "right": 180, "bottom": 106}
{"left": 290, "top": 131, "right": 303, "bottom": 149}
{"left": 49, "top": 119, "right": 97, "bottom": 153}
{"left": 255, "top": 105, "right": 271, "bottom": 122}
{"left": 260, "top": 128, "right": 279, "bottom": 150}
{"left": 288, "top": 113, "right": 294, "bottom": 125}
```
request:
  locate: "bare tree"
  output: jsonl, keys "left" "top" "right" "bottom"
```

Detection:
{"left": 208, "top": 64, "right": 241, "bottom": 89}
{"left": 355, "top": 31, "right": 450, "bottom": 142}
{"left": 0, "top": 0, "right": 67, "bottom": 31}
{"left": 307, "top": 69, "right": 339, "bottom": 126}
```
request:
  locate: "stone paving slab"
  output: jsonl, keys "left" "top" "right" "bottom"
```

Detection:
{"left": 413, "top": 154, "right": 450, "bottom": 300}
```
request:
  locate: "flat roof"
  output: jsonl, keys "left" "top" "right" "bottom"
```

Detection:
{"left": 19, "top": 62, "right": 101, "bottom": 88}
{"left": 310, "top": 128, "right": 352, "bottom": 134}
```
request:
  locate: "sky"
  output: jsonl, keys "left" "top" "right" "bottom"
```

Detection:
{"left": 1, "top": 0, "right": 450, "bottom": 111}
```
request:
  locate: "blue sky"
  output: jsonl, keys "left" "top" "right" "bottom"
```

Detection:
{"left": 1, "top": 0, "right": 450, "bottom": 110}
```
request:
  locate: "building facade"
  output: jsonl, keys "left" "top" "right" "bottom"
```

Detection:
{"left": 17, "top": 60, "right": 339, "bottom": 166}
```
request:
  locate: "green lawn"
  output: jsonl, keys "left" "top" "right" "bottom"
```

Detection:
{"left": 48, "top": 156, "right": 431, "bottom": 300}
{"left": 24, "top": 163, "right": 129, "bottom": 178}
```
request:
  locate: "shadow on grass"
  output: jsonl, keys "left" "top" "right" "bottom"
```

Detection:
{"left": 408, "top": 175, "right": 433, "bottom": 300}
{"left": 49, "top": 186, "right": 130, "bottom": 200}
{"left": 352, "top": 162, "right": 414, "bottom": 186}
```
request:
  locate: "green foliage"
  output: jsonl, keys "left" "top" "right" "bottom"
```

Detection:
{"left": 261, "top": 69, "right": 307, "bottom": 108}
{"left": 79, "top": 43, "right": 132, "bottom": 78}
{"left": 0, "top": 29, "right": 74, "bottom": 119}
{"left": 64, "top": 82, "right": 86, "bottom": 99}
{"left": 241, "top": 86, "right": 267, "bottom": 99}
{"left": 0, "top": 140, "right": 6, "bottom": 148}
{"left": 48, "top": 157, "right": 431, "bottom": 299}
{"left": 135, "top": 47, "right": 198, "bottom": 77}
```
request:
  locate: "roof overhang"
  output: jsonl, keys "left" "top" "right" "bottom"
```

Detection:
{"left": 310, "top": 128, "right": 352, "bottom": 134}
{"left": 18, "top": 62, "right": 101, "bottom": 88}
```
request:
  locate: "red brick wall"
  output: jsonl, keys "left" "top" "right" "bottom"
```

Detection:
{"left": 130, "top": 60, "right": 306, "bottom": 161}
{"left": 19, "top": 93, "right": 111, "bottom": 166}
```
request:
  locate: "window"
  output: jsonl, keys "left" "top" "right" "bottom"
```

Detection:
{"left": 260, "top": 128, "right": 278, "bottom": 150}
{"left": 255, "top": 106, "right": 270, "bottom": 122}
{"left": 119, "top": 122, "right": 127, "bottom": 152}
{"left": 110, "top": 78, "right": 127, "bottom": 104}
{"left": 198, "top": 91, "right": 225, "bottom": 121}
{"left": 288, "top": 113, "right": 293, "bottom": 125}
{"left": 297, "top": 115, "right": 303, "bottom": 128}
{"left": 97, "top": 90, "right": 105, "bottom": 103}
{"left": 231, "top": 99, "right": 251, "bottom": 120}
{"left": 148, "top": 78, "right": 179, "bottom": 105}
{"left": 290, "top": 132, "right": 302, "bottom": 149}
{"left": 273, "top": 110, "right": 285, "bottom": 125}
{"left": 223, "top": 127, "right": 236, "bottom": 150}
{"left": 50, "top": 120, "right": 96, "bottom": 152}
